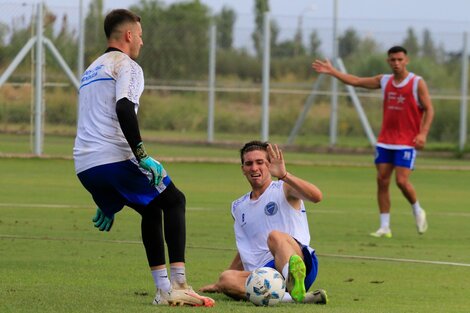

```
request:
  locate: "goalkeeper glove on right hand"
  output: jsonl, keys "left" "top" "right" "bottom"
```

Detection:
{"left": 139, "top": 156, "right": 166, "bottom": 186}
{"left": 92, "top": 208, "right": 114, "bottom": 232}
{"left": 135, "top": 142, "right": 166, "bottom": 186}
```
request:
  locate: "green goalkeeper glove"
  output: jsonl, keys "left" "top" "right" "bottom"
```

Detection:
{"left": 92, "top": 208, "right": 114, "bottom": 232}
{"left": 135, "top": 142, "right": 166, "bottom": 186}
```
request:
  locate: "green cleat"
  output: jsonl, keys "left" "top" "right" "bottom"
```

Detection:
{"left": 287, "top": 255, "right": 306, "bottom": 302}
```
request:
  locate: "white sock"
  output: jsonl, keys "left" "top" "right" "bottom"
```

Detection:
{"left": 170, "top": 265, "right": 186, "bottom": 285}
{"left": 151, "top": 268, "right": 171, "bottom": 292}
{"left": 281, "top": 263, "right": 289, "bottom": 282}
{"left": 412, "top": 201, "right": 422, "bottom": 216}
{"left": 380, "top": 213, "right": 390, "bottom": 229}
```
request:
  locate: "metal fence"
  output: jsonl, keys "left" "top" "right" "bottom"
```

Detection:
{"left": 0, "top": 1, "right": 468, "bottom": 156}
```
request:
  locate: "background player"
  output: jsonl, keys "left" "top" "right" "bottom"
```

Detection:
{"left": 312, "top": 46, "right": 434, "bottom": 238}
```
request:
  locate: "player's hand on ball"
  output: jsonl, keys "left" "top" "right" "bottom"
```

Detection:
{"left": 92, "top": 208, "right": 114, "bottom": 232}
{"left": 139, "top": 156, "right": 166, "bottom": 186}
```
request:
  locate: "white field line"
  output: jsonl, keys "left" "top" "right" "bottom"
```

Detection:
{"left": 1, "top": 203, "right": 469, "bottom": 217}
{"left": 318, "top": 253, "right": 470, "bottom": 267}
{"left": 1, "top": 152, "right": 470, "bottom": 171}
{"left": 1, "top": 233, "right": 470, "bottom": 268}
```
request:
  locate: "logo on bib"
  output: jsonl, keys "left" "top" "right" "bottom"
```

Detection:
{"left": 265, "top": 202, "right": 278, "bottom": 216}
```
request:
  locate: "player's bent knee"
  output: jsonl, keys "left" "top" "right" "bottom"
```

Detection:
{"left": 267, "top": 230, "right": 290, "bottom": 248}
{"left": 219, "top": 270, "right": 239, "bottom": 288}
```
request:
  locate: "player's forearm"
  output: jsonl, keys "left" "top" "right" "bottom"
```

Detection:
{"left": 282, "top": 173, "right": 323, "bottom": 203}
{"left": 115, "top": 97, "right": 143, "bottom": 156}
{"left": 330, "top": 69, "right": 362, "bottom": 86}
{"left": 420, "top": 105, "right": 434, "bottom": 136}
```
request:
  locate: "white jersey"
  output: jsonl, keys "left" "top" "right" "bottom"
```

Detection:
{"left": 231, "top": 180, "right": 312, "bottom": 271}
{"left": 74, "top": 51, "right": 144, "bottom": 174}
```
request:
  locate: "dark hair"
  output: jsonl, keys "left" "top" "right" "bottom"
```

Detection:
{"left": 240, "top": 141, "right": 269, "bottom": 164}
{"left": 388, "top": 46, "right": 407, "bottom": 55}
{"left": 104, "top": 9, "right": 141, "bottom": 39}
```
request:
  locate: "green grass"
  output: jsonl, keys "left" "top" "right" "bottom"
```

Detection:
{"left": 1, "top": 141, "right": 470, "bottom": 312}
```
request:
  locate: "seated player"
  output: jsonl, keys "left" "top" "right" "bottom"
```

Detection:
{"left": 200, "top": 141, "right": 328, "bottom": 304}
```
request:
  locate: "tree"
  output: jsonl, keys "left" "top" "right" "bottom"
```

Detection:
{"left": 293, "top": 20, "right": 303, "bottom": 57}
{"left": 402, "top": 27, "right": 419, "bottom": 56}
{"left": 84, "top": 0, "right": 104, "bottom": 64}
{"left": 215, "top": 6, "right": 236, "bottom": 50}
{"left": 130, "top": 0, "right": 163, "bottom": 78}
{"left": 52, "top": 14, "right": 78, "bottom": 71}
{"left": 252, "top": 0, "right": 269, "bottom": 57}
{"left": 0, "top": 22, "right": 9, "bottom": 65}
{"left": 251, "top": 0, "right": 278, "bottom": 58}
{"left": 273, "top": 40, "right": 298, "bottom": 58}
{"left": 338, "top": 27, "right": 360, "bottom": 59}
{"left": 308, "top": 30, "right": 321, "bottom": 56}
{"left": 133, "top": 0, "right": 211, "bottom": 80}
{"left": 421, "top": 28, "right": 437, "bottom": 60}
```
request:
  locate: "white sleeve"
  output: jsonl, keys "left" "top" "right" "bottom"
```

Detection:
{"left": 115, "top": 57, "right": 144, "bottom": 106}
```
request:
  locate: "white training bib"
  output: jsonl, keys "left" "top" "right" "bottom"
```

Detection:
{"left": 231, "top": 180, "right": 311, "bottom": 271}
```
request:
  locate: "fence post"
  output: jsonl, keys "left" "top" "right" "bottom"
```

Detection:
{"left": 460, "top": 32, "right": 468, "bottom": 152}
{"left": 34, "top": 2, "right": 44, "bottom": 156}
{"left": 329, "top": 0, "right": 339, "bottom": 147}
{"left": 207, "top": 23, "right": 216, "bottom": 143}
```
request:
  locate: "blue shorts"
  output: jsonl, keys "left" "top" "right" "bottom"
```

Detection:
{"left": 375, "top": 146, "right": 417, "bottom": 169}
{"left": 77, "top": 159, "right": 172, "bottom": 217}
{"left": 263, "top": 245, "right": 318, "bottom": 291}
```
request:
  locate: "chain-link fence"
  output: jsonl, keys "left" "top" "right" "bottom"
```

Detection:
{"left": 0, "top": 1, "right": 468, "bottom": 156}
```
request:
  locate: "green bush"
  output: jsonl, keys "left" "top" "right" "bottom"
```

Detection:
{"left": 430, "top": 100, "right": 461, "bottom": 141}
{"left": 1, "top": 102, "right": 30, "bottom": 123}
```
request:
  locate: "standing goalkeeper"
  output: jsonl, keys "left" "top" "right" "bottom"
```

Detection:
{"left": 73, "top": 8, "right": 213, "bottom": 307}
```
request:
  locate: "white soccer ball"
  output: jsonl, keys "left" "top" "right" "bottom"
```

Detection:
{"left": 245, "top": 267, "right": 286, "bottom": 306}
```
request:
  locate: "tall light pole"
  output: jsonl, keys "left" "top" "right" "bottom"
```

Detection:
{"left": 295, "top": 4, "right": 317, "bottom": 56}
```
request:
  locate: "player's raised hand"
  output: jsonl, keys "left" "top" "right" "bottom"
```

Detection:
{"left": 312, "top": 59, "right": 334, "bottom": 74}
{"left": 267, "top": 143, "right": 287, "bottom": 180}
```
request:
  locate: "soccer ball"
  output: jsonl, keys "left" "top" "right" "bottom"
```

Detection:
{"left": 245, "top": 267, "right": 286, "bottom": 306}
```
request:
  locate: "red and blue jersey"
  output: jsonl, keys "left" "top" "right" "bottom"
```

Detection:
{"left": 377, "top": 73, "right": 424, "bottom": 149}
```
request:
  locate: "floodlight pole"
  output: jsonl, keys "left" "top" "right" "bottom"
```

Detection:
{"left": 329, "top": 0, "right": 339, "bottom": 147}
{"left": 261, "top": 11, "right": 271, "bottom": 142}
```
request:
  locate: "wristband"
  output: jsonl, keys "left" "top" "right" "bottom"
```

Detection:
{"left": 135, "top": 142, "right": 148, "bottom": 161}
{"left": 279, "top": 172, "right": 288, "bottom": 180}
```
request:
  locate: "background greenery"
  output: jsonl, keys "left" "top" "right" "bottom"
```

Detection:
{"left": 1, "top": 137, "right": 470, "bottom": 312}
{"left": 0, "top": 0, "right": 468, "bottom": 152}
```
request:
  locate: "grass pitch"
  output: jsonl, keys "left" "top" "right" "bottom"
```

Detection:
{"left": 1, "top": 142, "right": 470, "bottom": 312}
